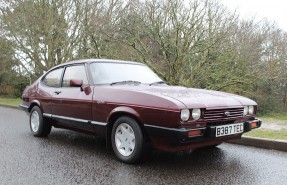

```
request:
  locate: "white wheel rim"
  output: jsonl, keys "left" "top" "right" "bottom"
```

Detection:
{"left": 115, "top": 123, "right": 136, "bottom": 157}
{"left": 31, "top": 111, "right": 40, "bottom": 133}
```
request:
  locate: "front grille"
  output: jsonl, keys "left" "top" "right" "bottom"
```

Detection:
{"left": 203, "top": 107, "right": 243, "bottom": 122}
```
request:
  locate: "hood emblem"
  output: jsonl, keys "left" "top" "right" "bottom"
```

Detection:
{"left": 224, "top": 111, "right": 231, "bottom": 117}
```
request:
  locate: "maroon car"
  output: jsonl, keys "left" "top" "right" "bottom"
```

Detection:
{"left": 20, "top": 59, "right": 261, "bottom": 163}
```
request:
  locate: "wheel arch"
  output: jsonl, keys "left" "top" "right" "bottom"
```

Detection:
{"left": 28, "top": 100, "right": 42, "bottom": 113}
{"left": 106, "top": 107, "right": 151, "bottom": 146}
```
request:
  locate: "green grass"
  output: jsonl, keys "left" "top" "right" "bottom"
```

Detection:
{"left": 259, "top": 114, "right": 287, "bottom": 121}
{"left": 0, "top": 97, "right": 21, "bottom": 106}
{"left": 245, "top": 129, "right": 287, "bottom": 141}
{"left": 244, "top": 113, "right": 287, "bottom": 140}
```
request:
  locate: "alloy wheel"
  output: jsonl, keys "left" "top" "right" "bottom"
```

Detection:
{"left": 114, "top": 123, "right": 136, "bottom": 157}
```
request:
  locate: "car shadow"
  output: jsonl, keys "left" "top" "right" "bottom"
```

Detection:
{"left": 27, "top": 128, "right": 115, "bottom": 159}
{"left": 27, "top": 128, "right": 244, "bottom": 167}
{"left": 142, "top": 146, "right": 227, "bottom": 166}
{"left": 23, "top": 129, "right": 257, "bottom": 184}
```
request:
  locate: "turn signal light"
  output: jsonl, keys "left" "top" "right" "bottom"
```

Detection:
{"left": 188, "top": 130, "right": 202, "bottom": 137}
{"left": 250, "top": 122, "right": 257, "bottom": 128}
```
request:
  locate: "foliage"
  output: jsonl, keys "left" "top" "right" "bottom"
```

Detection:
{"left": 0, "top": 37, "right": 30, "bottom": 97}
{"left": 0, "top": 0, "right": 82, "bottom": 77}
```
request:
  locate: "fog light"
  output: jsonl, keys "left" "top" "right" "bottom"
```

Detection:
{"left": 188, "top": 130, "right": 202, "bottom": 137}
{"left": 250, "top": 122, "right": 257, "bottom": 128}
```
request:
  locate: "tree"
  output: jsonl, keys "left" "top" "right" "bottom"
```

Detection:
{"left": 0, "top": 0, "right": 286, "bottom": 113}
{"left": 0, "top": 0, "right": 82, "bottom": 77}
{"left": 0, "top": 37, "right": 29, "bottom": 96}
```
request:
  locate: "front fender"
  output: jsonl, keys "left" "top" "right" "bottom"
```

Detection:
{"left": 108, "top": 106, "right": 141, "bottom": 123}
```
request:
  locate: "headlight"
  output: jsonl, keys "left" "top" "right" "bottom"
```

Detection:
{"left": 192, "top": 108, "right": 201, "bottom": 120}
{"left": 243, "top": 106, "right": 248, "bottom": 116}
{"left": 248, "top": 106, "right": 254, "bottom": 114}
{"left": 243, "top": 106, "right": 255, "bottom": 116}
{"left": 180, "top": 109, "right": 190, "bottom": 121}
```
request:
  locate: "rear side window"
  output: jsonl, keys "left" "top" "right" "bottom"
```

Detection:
{"left": 62, "top": 65, "right": 88, "bottom": 87}
{"left": 42, "top": 68, "right": 63, "bottom": 87}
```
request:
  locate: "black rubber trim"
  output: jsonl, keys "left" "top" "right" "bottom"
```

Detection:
{"left": 19, "top": 104, "right": 29, "bottom": 113}
{"left": 144, "top": 124, "right": 205, "bottom": 140}
{"left": 144, "top": 119, "right": 262, "bottom": 142}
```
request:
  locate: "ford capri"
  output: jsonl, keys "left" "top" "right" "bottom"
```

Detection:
{"left": 20, "top": 59, "right": 261, "bottom": 163}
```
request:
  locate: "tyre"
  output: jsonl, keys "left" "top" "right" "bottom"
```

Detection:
{"left": 111, "top": 116, "right": 144, "bottom": 163}
{"left": 30, "top": 106, "right": 52, "bottom": 137}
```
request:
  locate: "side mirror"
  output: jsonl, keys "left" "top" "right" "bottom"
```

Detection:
{"left": 70, "top": 79, "right": 83, "bottom": 88}
{"left": 70, "top": 79, "right": 91, "bottom": 94}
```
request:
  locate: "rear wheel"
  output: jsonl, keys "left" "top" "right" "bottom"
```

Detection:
{"left": 111, "top": 116, "right": 144, "bottom": 163}
{"left": 30, "top": 106, "right": 51, "bottom": 137}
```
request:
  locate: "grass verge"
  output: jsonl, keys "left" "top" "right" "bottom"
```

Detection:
{"left": 0, "top": 97, "right": 21, "bottom": 106}
{"left": 259, "top": 114, "right": 287, "bottom": 121}
{"left": 245, "top": 129, "right": 287, "bottom": 141}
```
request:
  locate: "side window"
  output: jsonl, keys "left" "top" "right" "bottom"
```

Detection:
{"left": 62, "top": 65, "right": 88, "bottom": 87}
{"left": 42, "top": 68, "right": 63, "bottom": 87}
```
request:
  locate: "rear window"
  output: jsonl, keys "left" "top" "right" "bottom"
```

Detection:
{"left": 42, "top": 68, "right": 63, "bottom": 87}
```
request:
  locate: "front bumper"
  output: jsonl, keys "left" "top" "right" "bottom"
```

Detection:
{"left": 144, "top": 119, "right": 261, "bottom": 150}
{"left": 19, "top": 104, "right": 29, "bottom": 113}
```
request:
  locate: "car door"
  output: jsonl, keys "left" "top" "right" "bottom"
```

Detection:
{"left": 51, "top": 64, "right": 93, "bottom": 130}
{"left": 40, "top": 67, "right": 64, "bottom": 115}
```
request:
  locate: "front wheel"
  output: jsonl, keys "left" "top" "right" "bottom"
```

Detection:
{"left": 111, "top": 116, "right": 144, "bottom": 163}
{"left": 30, "top": 106, "right": 51, "bottom": 137}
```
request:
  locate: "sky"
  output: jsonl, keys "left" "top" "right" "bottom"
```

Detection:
{"left": 220, "top": 0, "right": 287, "bottom": 31}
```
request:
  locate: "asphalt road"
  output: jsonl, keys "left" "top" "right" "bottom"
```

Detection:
{"left": 1, "top": 107, "right": 287, "bottom": 185}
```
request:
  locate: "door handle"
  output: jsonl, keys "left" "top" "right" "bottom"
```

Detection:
{"left": 54, "top": 91, "right": 61, "bottom": 95}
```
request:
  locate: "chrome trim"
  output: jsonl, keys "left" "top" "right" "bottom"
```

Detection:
{"left": 52, "top": 115, "right": 88, "bottom": 123}
{"left": 224, "top": 111, "right": 231, "bottom": 117}
{"left": 19, "top": 104, "right": 29, "bottom": 114}
{"left": 91, "top": 121, "right": 107, "bottom": 126}
{"left": 19, "top": 104, "right": 29, "bottom": 109}
{"left": 43, "top": 113, "right": 107, "bottom": 126}
{"left": 43, "top": 113, "right": 52, "bottom": 118}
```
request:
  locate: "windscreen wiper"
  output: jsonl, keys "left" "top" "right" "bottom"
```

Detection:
{"left": 110, "top": 80, "right": 141, "bottom": 85}
{"left": 149, "top": 81, "right": 167, "bottom": 86}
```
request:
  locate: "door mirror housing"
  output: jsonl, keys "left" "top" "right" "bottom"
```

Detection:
{"left": 70, "top": 79, "right": 83, "bottom": 88}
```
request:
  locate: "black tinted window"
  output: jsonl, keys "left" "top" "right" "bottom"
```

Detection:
{"left": 42, "top": 68, "right": 63, "bottom": 87}
{"left": 62, "top": 65, "right": 88, "bottom": 87}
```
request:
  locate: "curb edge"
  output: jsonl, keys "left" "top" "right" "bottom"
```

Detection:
{"left": 227, "top": 136, "right": 287, "bottom": 152}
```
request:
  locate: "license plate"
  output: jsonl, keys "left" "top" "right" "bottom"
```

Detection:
{"left": 215, "top": 123, "right": 243, "bottom": 137}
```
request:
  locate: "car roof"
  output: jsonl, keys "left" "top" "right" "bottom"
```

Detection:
{"left": 45, "top": 59, "right": 146, "bottom": 75}
{"left": 59, "top": 59, "right": 145, "bottom": 67}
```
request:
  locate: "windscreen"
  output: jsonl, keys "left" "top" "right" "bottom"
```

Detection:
{"left": 90, "top": 62, "right": 162, "bottom": 84}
